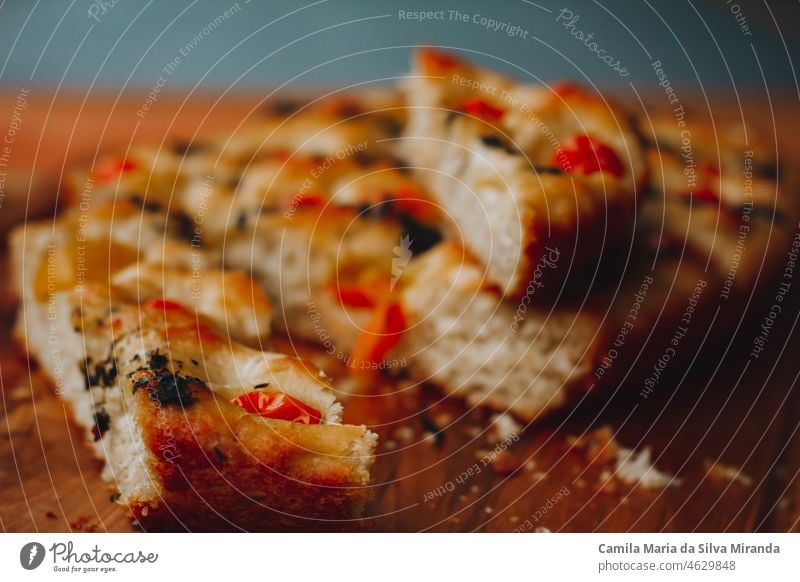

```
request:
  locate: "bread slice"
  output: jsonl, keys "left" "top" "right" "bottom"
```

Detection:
{"left": 641, "top": 113, "right": 799, "bottom": 294}
{"left": 401, "top": 49, "right": 646, "bottom": 297}
{"left": 11, "top": 205, "right": 376, "bottom": 531}
{"left": 389, "top": 243, "right": 601, "bottom": 419}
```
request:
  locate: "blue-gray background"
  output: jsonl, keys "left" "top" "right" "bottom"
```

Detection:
{"left": 0, "top": 0, "right": 797, "bottom": 91}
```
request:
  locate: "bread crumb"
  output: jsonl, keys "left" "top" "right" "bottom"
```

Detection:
{"left": 524, "top": 459, "right": 537, "bottom": 471}
{"left": 470, "top": 484, "right": 480, "bottom": 493}
{"left": 422, "top": 431, "right": 438, "bottom": 444}
{"left": 490, "top": 450, "right": 519, "bottom": 474}
{"left": 474, "top": 448, "right": 491, "bottom": 460}
{"left": 9, "top": 385, "right": 28, "bottom": 401}
{"left": 394, "top": 426, "right": 414, "bottom": 443}
{"left": 510, "top": 515, "right": 519, "bottom": 523}
{"left": 465, "top": 426, "right": 481, "bottom": 438}
{"left": 484, "top": 506, "right": 493, "bottom": 514}
{"left": 383, "top": 439, "right": 397, "bottom": 450}
{"left": 570, "top": 425, "right": 618, "bottom": 465}
{"left": 704, "top": 460, "right": 753, "bottom": 487}
{"left": 534, "top": 526, "right": 551, "bottom": 533}
{"left": 615, "top": 447, "right": 681, "bottom": 489}
{"left": 434, "top": 412, "right": 453, "bottom": 426}
{"left": 574, "top": 427, "right": 680, "bottom": 490}
{"left": 490, "top": 413, "right": 521, "bottom": 443}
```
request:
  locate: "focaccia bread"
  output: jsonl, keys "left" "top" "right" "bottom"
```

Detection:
{"left": 401, "top": 49, "right": 646, "bottom": 298}
{"left": 65, "top": 91, "right": 442, "bottom": 351}
{"left": 641, "top": 113, "right": 799, "bottom": 295}
{"left": 10, "top": 203, "right": 376, "bottom": 531}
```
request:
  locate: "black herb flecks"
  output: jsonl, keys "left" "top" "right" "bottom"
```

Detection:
{"left": 91, "top": 409, "right": 111, "bottom": 441}
{"left": 171, "top": 140, "right": 210, "bottom": 157}
{"left": 254, "top": 382, "right": 270, "bottom": 389}
{"left": 235, "top": 211, "right": 247, "bottom": 231}
{"left": 420, "top": 413, "right": 444, "bottom": 447}
{"left": 168, "top": 212, "right": 199, "bottom": 247}
{"left": 213, "top": 446, "right": 227, "bottom": 465}
{"left": 132, "top": 369, "right": 203, "bottom": 406}
{"left": 147, "top": 349, "right": 169, "bottom": 370}
{"left": 128, "top": 193, "right": 163, "bottom": 214}
{"left": 131, "top": 349, "right": 204, "bottom": 407}
{"left": 81, "top": 356, "right": 118, "bottom": 390}
{"left": 533, "top": 166, "right": 564, "bottom": 175}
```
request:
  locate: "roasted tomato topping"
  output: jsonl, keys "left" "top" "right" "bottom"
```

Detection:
{"left": 92, "top": 158, "right": 137, "bottom": 184}
{"left": 460, "top": 98, "right": 504, "bottom": 121}
{"left": 148, "top": 298, "right": 187, "bottom": 312}
{"left": 335, "top": 285, "right": 378, "bottom": 309}
{"left": 284, "top": 192, "right": 326, "bottom": 211}
{"left": 557, "top": 135, "right": 624, "bottom": 178}
{"left": 231, "top": 391, "right": 322, "bottom": 425}
{"left": 420, "top": 49, "right": 461, "bottom": 72}
{"left": 350, "top": 300, "right": 406, "bottom": 369}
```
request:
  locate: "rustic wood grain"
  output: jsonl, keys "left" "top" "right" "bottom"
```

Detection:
{"left": 1, "top": 89, "right": 799, "bottom": 532}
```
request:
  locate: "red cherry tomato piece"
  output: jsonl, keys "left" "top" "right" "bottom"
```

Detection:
{"left": 351, "top": 301, "right": 406, "bottom": 369}
{"left": 460, "top": 98, "right": 504, "bottom": 121}
{"left": 687, "top": 186, "right": 719, "bottom": 204}
{"left": 294, "top": 193, "right": 325, "bottom": 207}
{"left": 93, "top": 159, "right": 137, "bottom": 184}
{"left": 557, "top": 135, "right": 624, "bottom": 178}
{"left": 231, "top": 391, "right": 322, "bottom": 425}
{"left": 335, "top": 285, "right": 378, "bottom": 309}
{"left": 148, "top": 298, "right": 187, "bottom": 312}
{"left": 421, "top": 49, "right": 461, "bottom": 71}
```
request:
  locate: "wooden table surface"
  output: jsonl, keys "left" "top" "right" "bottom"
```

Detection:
{"left": 1, "top": 88, "right": 799, "bottom": 532}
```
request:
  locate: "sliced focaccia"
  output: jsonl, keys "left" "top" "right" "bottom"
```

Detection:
{"left": 401, "top": 49, "right": 646, "bottom": 297}
{"left": 62, "top": 91, "right": 442, "bottom": 354}
{"left": 70, "top": 286, "right": 375, "bottom": 531}
{"left": 10, "top": 200, "right": 270, "bottom": 347}
{"left": 387, "top": 242, "right": 600, "bottom": 419}
{"left": 11, "top": 204, "right": 376, "bottom": 530}
{"left": 641, "top": 113, "right": 799, "bottom": 294}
